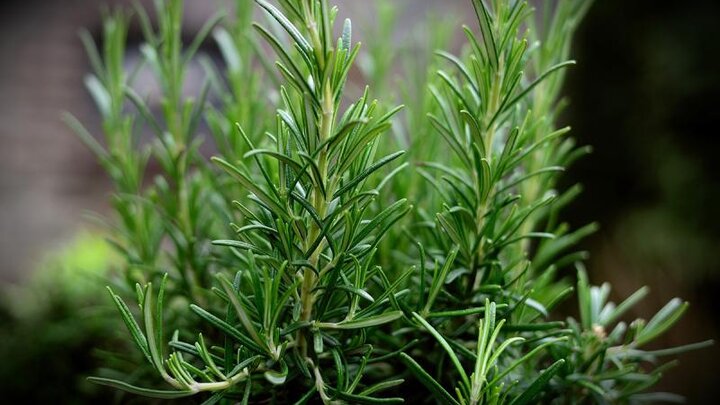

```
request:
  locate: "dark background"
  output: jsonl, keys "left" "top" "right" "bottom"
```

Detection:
{"left": 0, "top": 0, "right": 718, "bottom": 402}
{"left": 564, "top": 0, "right": 720, "bottom": 400}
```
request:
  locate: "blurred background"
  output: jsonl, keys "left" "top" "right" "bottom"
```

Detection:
{"left": 0, "top": 0, "right": 717, "bottom": 402}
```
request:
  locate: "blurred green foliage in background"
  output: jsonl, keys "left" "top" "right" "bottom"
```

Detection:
{"left": 0, "top": 232, "right": 118, "bottom": 403}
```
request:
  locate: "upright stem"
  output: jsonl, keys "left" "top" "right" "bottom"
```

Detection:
{"left": 161, "top": 35, "right": 203, "bottom": 303}
{"left": 297, "top": 1, "right": 335, "bottom": 358}
{"left": 469, "top": 60, "right": 505, "bottom": 293}
{"left": 298, "top": 85, "right": 334, "bottom": 357}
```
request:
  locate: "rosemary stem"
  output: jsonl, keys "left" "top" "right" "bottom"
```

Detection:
{"left": 298, "top": 75, "right": 335, "bottom": 359}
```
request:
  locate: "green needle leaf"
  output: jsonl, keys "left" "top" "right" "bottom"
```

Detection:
{"left": 412, "top": 312, "right": 470, "bottom": 393}
{"left": 87, "top": 377, "right": 194, "bottom": 399}
{"left": 510, "top": 359, "right": 565, "bottom": 405}
{"left": 399, "top": 353, "right": 460, "bottom": 405}
{"left": 317, "top": 311, "right": 402, "bottom": 330}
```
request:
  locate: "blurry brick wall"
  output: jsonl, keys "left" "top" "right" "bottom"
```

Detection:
{"left": 0, "top": 0, "right": 104, "bottom": 282}
{"left": 0, "top": 0, "right": 221, "bottom": 282}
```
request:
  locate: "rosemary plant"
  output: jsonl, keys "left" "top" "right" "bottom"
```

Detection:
{"left": 67, "top": 0, "right": 711, "bottom": 403}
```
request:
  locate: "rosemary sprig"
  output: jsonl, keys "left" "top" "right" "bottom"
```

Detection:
{"left": 67, "top": 0, "right": 710, "bottom": 403}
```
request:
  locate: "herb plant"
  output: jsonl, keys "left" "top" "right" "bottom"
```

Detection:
{"left": 67, "top": 0, "right": 711, "bottom": 403}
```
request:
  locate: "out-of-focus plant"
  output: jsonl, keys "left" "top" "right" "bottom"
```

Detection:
{"left": 0, "top": 232, "right": 118, "bottom": 403}
{"left": 3, "top": 232, "right": 116, "bottom": 317}
{"left": 60, "top": 0, "right": 711, "bottom": 403}
{"left": 62, "top": 0, "right": 269, "bottom": 395}
{"left": 546, "top": 266, "right": 710, "bottom": 403}
{"left": 204, "top": 0, "right": 275, "bottom": 161}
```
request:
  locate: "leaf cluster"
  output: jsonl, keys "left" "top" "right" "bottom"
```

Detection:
{"left": 66, "top": 0, "right": 711, "bottom": 404}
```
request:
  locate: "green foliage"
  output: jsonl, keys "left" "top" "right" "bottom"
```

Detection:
{"left": 0, "top": 232, "right": 119, "bottom": 403}
{"left": 64, "top": 0, "right": 710, "bottom": 403}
